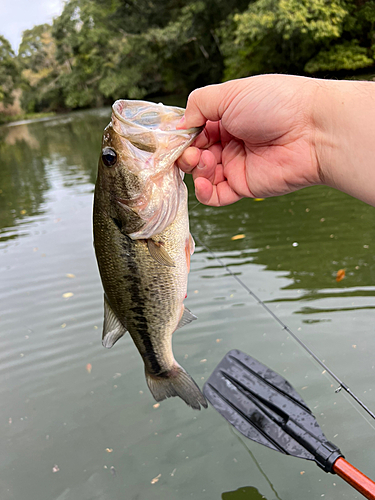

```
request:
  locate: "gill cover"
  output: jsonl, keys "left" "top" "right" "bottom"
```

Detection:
{"left": 111, "top": 100, "right": 202, "bottom": 239}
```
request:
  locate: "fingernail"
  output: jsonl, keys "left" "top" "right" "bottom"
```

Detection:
{"left": 197, "top": 162, "right": 206, "bottom": 170}
{"left": 176, "top": 116, "right": 186, "bottom": 129}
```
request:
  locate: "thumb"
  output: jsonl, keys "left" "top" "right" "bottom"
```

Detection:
{"left": 177, "top": 82, "right": 229, "bottom": 130}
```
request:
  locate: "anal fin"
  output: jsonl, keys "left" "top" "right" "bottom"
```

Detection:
{"left": 102, "top": 295, "right": 127, "bottom": 348}
{"left": 147, "top": 239, "right": 175, "bottom": 267}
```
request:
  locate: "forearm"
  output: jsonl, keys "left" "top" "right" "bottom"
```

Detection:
{"left": 315, "top": 79, "right": 375, "bottom": 206}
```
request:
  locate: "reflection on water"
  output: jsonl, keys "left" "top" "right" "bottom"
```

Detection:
{"left": 189, "top": 188, "right": 375, "bottom": 291}
{"left": 227, "top": 425, "right": 282, "bottom": 500}
{"left": 0, "top": 109, "right": 110, "bottom": 245}
{"left": 4, "top": 124, "right": 40, "bottom": 148}
{"left": 1, "top": 108, "right": 375, "bottom": 290}
{"left": 1, "top": 107, "right": 375, "bottom": 500}
{"left": 222, "top": 486, "right": 266, "bottom": 499}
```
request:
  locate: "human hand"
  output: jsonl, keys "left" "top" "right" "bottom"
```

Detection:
{"left": 177, "top": 75, "right": 322, "bottom": 206}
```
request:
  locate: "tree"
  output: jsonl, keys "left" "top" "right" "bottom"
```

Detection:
{"left": 51, "top": 0, "right": 250, "bottom": 110}
{"left": 52, "top": 0, "right": 122, "bottom": 108}
{"left": 10, "top": 0, "right": 375, "bottom": 116}
{"left": 305, "top": 0, "right": 375, "bottom": 74}
{"left": 18, "top": 24, "right": 63, "bottom": 112}
{"left": 0, "top": 35, "right": 19, "bottom": 106}
{"left": 220, "top": 0, "right": 375, "bottom": 79}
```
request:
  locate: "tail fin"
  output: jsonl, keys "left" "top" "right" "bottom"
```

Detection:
{"left": 145, "top": 364, "right": 208, "bottom": 410}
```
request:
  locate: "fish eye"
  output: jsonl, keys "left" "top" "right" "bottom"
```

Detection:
{"left": 102, "top": 147, "right": 117, "bottom": 167}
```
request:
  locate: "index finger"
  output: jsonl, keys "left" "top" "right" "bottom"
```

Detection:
{"left": 194, "top": 120, "right": 234, "bottom": 149}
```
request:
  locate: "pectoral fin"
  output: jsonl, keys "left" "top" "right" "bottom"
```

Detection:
{"left": 185, "top": 233, "right": 195, "bottom": 272}
{"left": 189, "top": 233, "right": 195, "bottom": 254}
{"left": 102, "top": 295, "right": 127, "bottom": 348}
{"left": 176, "top": 306, "right": 197, "bottom": 330}
{"left": 147, "top": 239, "right": 175, "bottom": 267}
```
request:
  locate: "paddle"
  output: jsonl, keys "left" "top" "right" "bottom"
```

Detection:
{"left": 203, "top": 349, "right": 375, "bottom": 500}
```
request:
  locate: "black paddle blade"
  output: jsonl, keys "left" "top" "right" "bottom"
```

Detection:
{"left": 203, "top": 350, "right": 342, "bottom": 472}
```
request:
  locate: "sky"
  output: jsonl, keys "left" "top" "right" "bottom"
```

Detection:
{"left": 0, "top": 0, "right": 65, "bottom": 53}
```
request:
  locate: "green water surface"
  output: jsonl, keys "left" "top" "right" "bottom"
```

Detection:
{"left": 1, "top": 107, "right": 375, "bottom": 500}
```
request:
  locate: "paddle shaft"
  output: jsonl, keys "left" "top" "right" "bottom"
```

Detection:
{"left": 333, "top": 457, "right": 375, "bottom": 499}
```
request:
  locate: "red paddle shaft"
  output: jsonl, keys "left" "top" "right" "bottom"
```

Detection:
{"left": 333, "top": 457, "right": 375, "bottom": 500}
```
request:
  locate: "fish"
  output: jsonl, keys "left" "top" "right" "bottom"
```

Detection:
{"left": 93, "top": 100, "right": 207, "bottom": 410}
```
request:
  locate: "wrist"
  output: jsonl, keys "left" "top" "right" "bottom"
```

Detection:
{"left": 314, "top": 79, "right": 375, "bottom": 206}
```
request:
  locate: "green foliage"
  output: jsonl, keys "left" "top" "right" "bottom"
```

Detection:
{"left": 305, "top": 40, "right": 374, "bottom": 73}
{"left": 97, "top": 34, "right": 158, "bottom": 100}
{"left": 220, "top": 0, "right": 375, "bottom": 78}
{"left": 142, "top": 0, "right": 249, "bottom": 91}
{"left": 18, "top": 24, "right": 63, "bottom": 113}
{"left": 0, "top": 35, "right": 19, "bottom": 106}
{"left": 220, "top": 0, "right": 349, "bottom": 79}
{"left": 4, "top": 0, "right": 375, "bottom": 118}
{"left": 52, "top": 0, "right": 119, "bottom": 108}
{"left": 48, "top": 0, "right": 249, "bottom": 110}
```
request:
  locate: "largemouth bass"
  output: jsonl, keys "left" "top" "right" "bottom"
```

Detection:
{"left": 93, "top": 100, "right": 207, "bottom": 410}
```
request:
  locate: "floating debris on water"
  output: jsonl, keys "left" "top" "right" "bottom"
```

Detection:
{"left": 336, "top": 269, "right": 345, "bottom": 282}
{"left": 151, "top": 473, "right": 161, "bottom": 484}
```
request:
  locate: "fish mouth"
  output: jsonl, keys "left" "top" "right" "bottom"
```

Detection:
{"left": 177, "top": 125, "right": 204, "bottom": 135}
{"left": 112, "top": 100, "right": 203, "bottom": 137}
{"left": 109, "top": 100, "right": 198, "bottom": 241}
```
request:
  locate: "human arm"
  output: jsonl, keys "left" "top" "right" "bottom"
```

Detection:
{"left": 176, "top": 75, "right": 375, "bottom": 207}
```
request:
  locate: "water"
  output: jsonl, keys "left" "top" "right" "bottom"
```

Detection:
{"left": 1, "top": 107, "right": 375, "bottom": 500}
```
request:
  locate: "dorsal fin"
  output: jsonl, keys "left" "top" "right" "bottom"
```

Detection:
{"left": 102, "top": 295, "right": 127, "bottom": 348}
